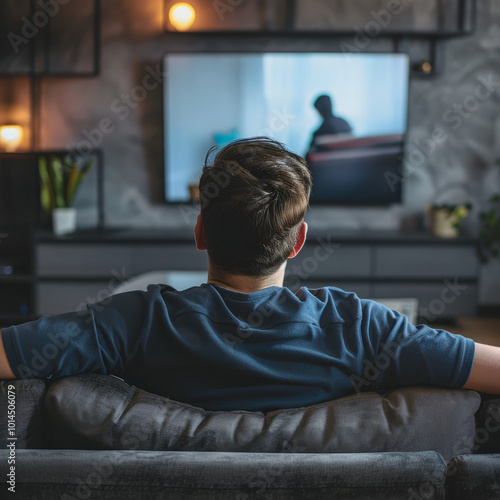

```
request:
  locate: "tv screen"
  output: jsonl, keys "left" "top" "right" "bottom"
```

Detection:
{"left": 164, "top": 52, "right": 409, "bottom": 205}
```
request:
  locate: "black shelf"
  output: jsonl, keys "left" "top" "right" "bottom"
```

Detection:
{"left": 0, "top": 155, "right": 38, "bottom": 321}
{"left": 0, "top": 275, "right": 35, "bottom": 284}
{"left": 164, "top": 30, "right": 474, "bottom": 40}
{"left": 0, "top": 314, "right": 40, "bottom": 326}
{"left": 0, "top": 152, "right": 36, "bottom": 159}
{"left": 34, "top": 228, "right": 477, "bottom": 245}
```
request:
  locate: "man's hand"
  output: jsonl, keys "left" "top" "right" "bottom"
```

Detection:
{"left": 463, "top": 342, "right": 500, "bottom": 393}
{"left": 0, "top": 333, "right": 15, "bottom": 379}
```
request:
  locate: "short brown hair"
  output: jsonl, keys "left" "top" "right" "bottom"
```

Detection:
{"left": 199, "top": 137, "right": 312, "bottom": 276}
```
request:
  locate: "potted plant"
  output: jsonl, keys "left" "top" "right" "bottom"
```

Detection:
{"left": 478, "top": 193, "right": 500, "bottom": 262}
{"left": 39, "top": 154, "right": 93, "bottom": 235}
{"left": 427, "top": 203, "right": 471, "bottom": 239}
{"left": 477, "top": 158, "right": 500, "bottom": 263}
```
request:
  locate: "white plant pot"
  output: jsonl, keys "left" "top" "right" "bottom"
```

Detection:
{"left": 428, "top": 209, "right": 459, "bottom": 239}
{"left": 52, "top": 208, "right": 77, "bottom": 235}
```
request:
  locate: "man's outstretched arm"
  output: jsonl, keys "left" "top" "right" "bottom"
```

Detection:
{"left": 0, "top": 332, "right": 15, "bottom": 379}
{"left": 463, "top": 342, "right": 500, "bottom": 393}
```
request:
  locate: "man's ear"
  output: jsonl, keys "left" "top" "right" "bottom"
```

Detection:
{"left": 288, "top": 221, "right": 308, "bottom": 259}
{"left": 194, "top": 214, "right": 207, "bottom": 251}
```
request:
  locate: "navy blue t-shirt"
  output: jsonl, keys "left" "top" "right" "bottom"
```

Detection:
{"left": 1, "top": 284, "right": 475, "bottom": 411}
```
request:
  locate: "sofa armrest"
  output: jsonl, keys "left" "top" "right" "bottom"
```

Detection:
{"left": 473, "top": 394, "right": 500, "bottom": 453}
{"left": 447, "top": 454, "right": 500, "bottom": 499}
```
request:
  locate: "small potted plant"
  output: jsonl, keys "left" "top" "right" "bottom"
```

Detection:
{"left": 478, "top": 158, "right": 500, "bottom": 263}
{"left": 427, "top": 203, "right": 471, "bottom": 239}
{"left": 478, "top": 158, "right": 500, "bottom": 262}
{"left": 478, "top": 194, "right": 500, "bottom": 262}
{"left": 39, "top": 154, "right": 93, "bottom": 235}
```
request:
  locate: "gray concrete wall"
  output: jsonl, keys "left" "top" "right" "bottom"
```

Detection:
{"left": 30, "top": 0, "right": 500, "bottom": 305}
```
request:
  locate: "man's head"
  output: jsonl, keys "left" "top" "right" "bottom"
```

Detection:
{"left": 314, "top": 95, "right": 334, "bottom": 118}
{"left": 196, "top": 137, "right": 312, "bottom": 277}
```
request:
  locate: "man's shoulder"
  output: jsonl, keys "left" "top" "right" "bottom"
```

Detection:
{"left": 297, "top": 285, "right": 359, "bottom": 301}
{"left": 293, "top": 286, "right": 362, "bottom": 325}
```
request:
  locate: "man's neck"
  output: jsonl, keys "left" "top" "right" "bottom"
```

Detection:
{"left": 207, "top": 263, "right": 285, "bottom": 294}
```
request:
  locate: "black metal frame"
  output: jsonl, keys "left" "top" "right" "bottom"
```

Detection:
{"left": 164, "top": 0, "right": 476, "bottom": 36}
{"left": 163, "top": 0, "right": 477, "bottom": 76}
{"left": 37, "top": 0, "right": 101, "bottom": 77}
{"left": 0, "top": 147, "right": 104, "bottom": 324}
{"left": 36, "top": 148, "right": 105, "bottom": 230}
{"left": 1, "top": 0, "right": 101, "bottom": 78}
{"left": 1, "top": 0, "right": 101, "bottom": 149}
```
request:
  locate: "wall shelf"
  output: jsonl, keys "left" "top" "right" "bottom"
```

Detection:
{"left": 163, "top": 0, "right": 476, "bottom": 76}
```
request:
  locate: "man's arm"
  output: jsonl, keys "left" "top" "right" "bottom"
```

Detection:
{"left": 0, "top": 332, "right": 15, "bottom": 379}
{"left": 463, "top": 342, "right": 500, "bottom": 393}
{"left": 0, "top": 290, "right": 148, "bottom": 381}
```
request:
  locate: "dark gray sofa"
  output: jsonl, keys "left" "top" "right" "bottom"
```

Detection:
{"left": 1, "top": 374, "right": 500, "bottom": 499}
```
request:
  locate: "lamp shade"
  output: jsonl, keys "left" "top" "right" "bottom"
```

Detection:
{"left": 169, "top": 2, "right": 196, "bottom": 31}
{"left": 0, "top": 125, "right": 23, "bottom": 152}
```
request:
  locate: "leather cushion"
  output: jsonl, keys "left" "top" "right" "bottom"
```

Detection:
{"left": 0, "top": 379, "right": 49, "bottom": 448}
{"left": 44, "top": 374, "right": 480, "bottom": 460}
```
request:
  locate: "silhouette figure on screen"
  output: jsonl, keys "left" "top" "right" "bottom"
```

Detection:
{"left": 309, "top": 95, "right": 353, "bottom": 150}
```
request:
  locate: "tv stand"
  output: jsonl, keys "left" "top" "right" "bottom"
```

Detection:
{"left": 34, "top": 228, "right": 478, "bottom": 321}
{"left": 287, "top": 229, "right": 478, "bottom": 321}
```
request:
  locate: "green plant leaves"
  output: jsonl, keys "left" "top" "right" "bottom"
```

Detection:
{"left": 66, "top": 156, "right": 94, "bottom": 207}
{"left": 38, "top": 154, "right": 94, "bottom": 211}
{"left": 49, "top": 156, "right": 66, "bottom": 208}
{"left": 431, "top": 203, "right": 472, "bottom": 213}
{"left": 478, "top": 194, "right": 500, "bottom": 264}
{"left": 38, "top": 156, "right": 56, "bottom": 213}
{"left": 66, "top": 167, "right": 80, "bottom": 207}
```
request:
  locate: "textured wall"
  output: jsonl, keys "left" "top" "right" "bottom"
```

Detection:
{"left": 35, "top": 0, "right": 500, "bottom": 305}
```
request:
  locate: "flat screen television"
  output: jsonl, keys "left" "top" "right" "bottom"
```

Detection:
{"left": 163, "top": 52, "right": 409, "bottom": 205}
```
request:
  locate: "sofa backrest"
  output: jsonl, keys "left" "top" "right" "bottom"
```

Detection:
{"left": 5, "top": 374, "right": 498, "bottom": 462}
{"left": 42, "top": 373, "right": 481, "bottom": 461}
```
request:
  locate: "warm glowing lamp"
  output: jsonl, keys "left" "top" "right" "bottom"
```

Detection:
{"left": 169, "top": 2, "right": 196, "bottom": 31}
{"left": 0, "top": 125, "right": 23, "bottom": 152}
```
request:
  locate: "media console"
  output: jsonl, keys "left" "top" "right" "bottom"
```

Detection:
{"left": 33, "top": 228, "right": 479, "bottom": 322}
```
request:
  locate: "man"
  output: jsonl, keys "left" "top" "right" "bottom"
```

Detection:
{"left": 309, "top": 94, "right": 353, "bottom": 151}
{"left": 0, "top": 138, "right": 497, "bottom": 410}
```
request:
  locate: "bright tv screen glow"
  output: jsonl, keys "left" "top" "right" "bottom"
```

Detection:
{"left": 164, "top": 52, "right": 409, "bottom": 205}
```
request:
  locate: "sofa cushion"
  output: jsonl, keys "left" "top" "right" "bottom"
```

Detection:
{"left": 0, "top": 379, "right": 49, "bottom": 448}
{"left": 44, "top": 374, "right": 480, "bottom": 461}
